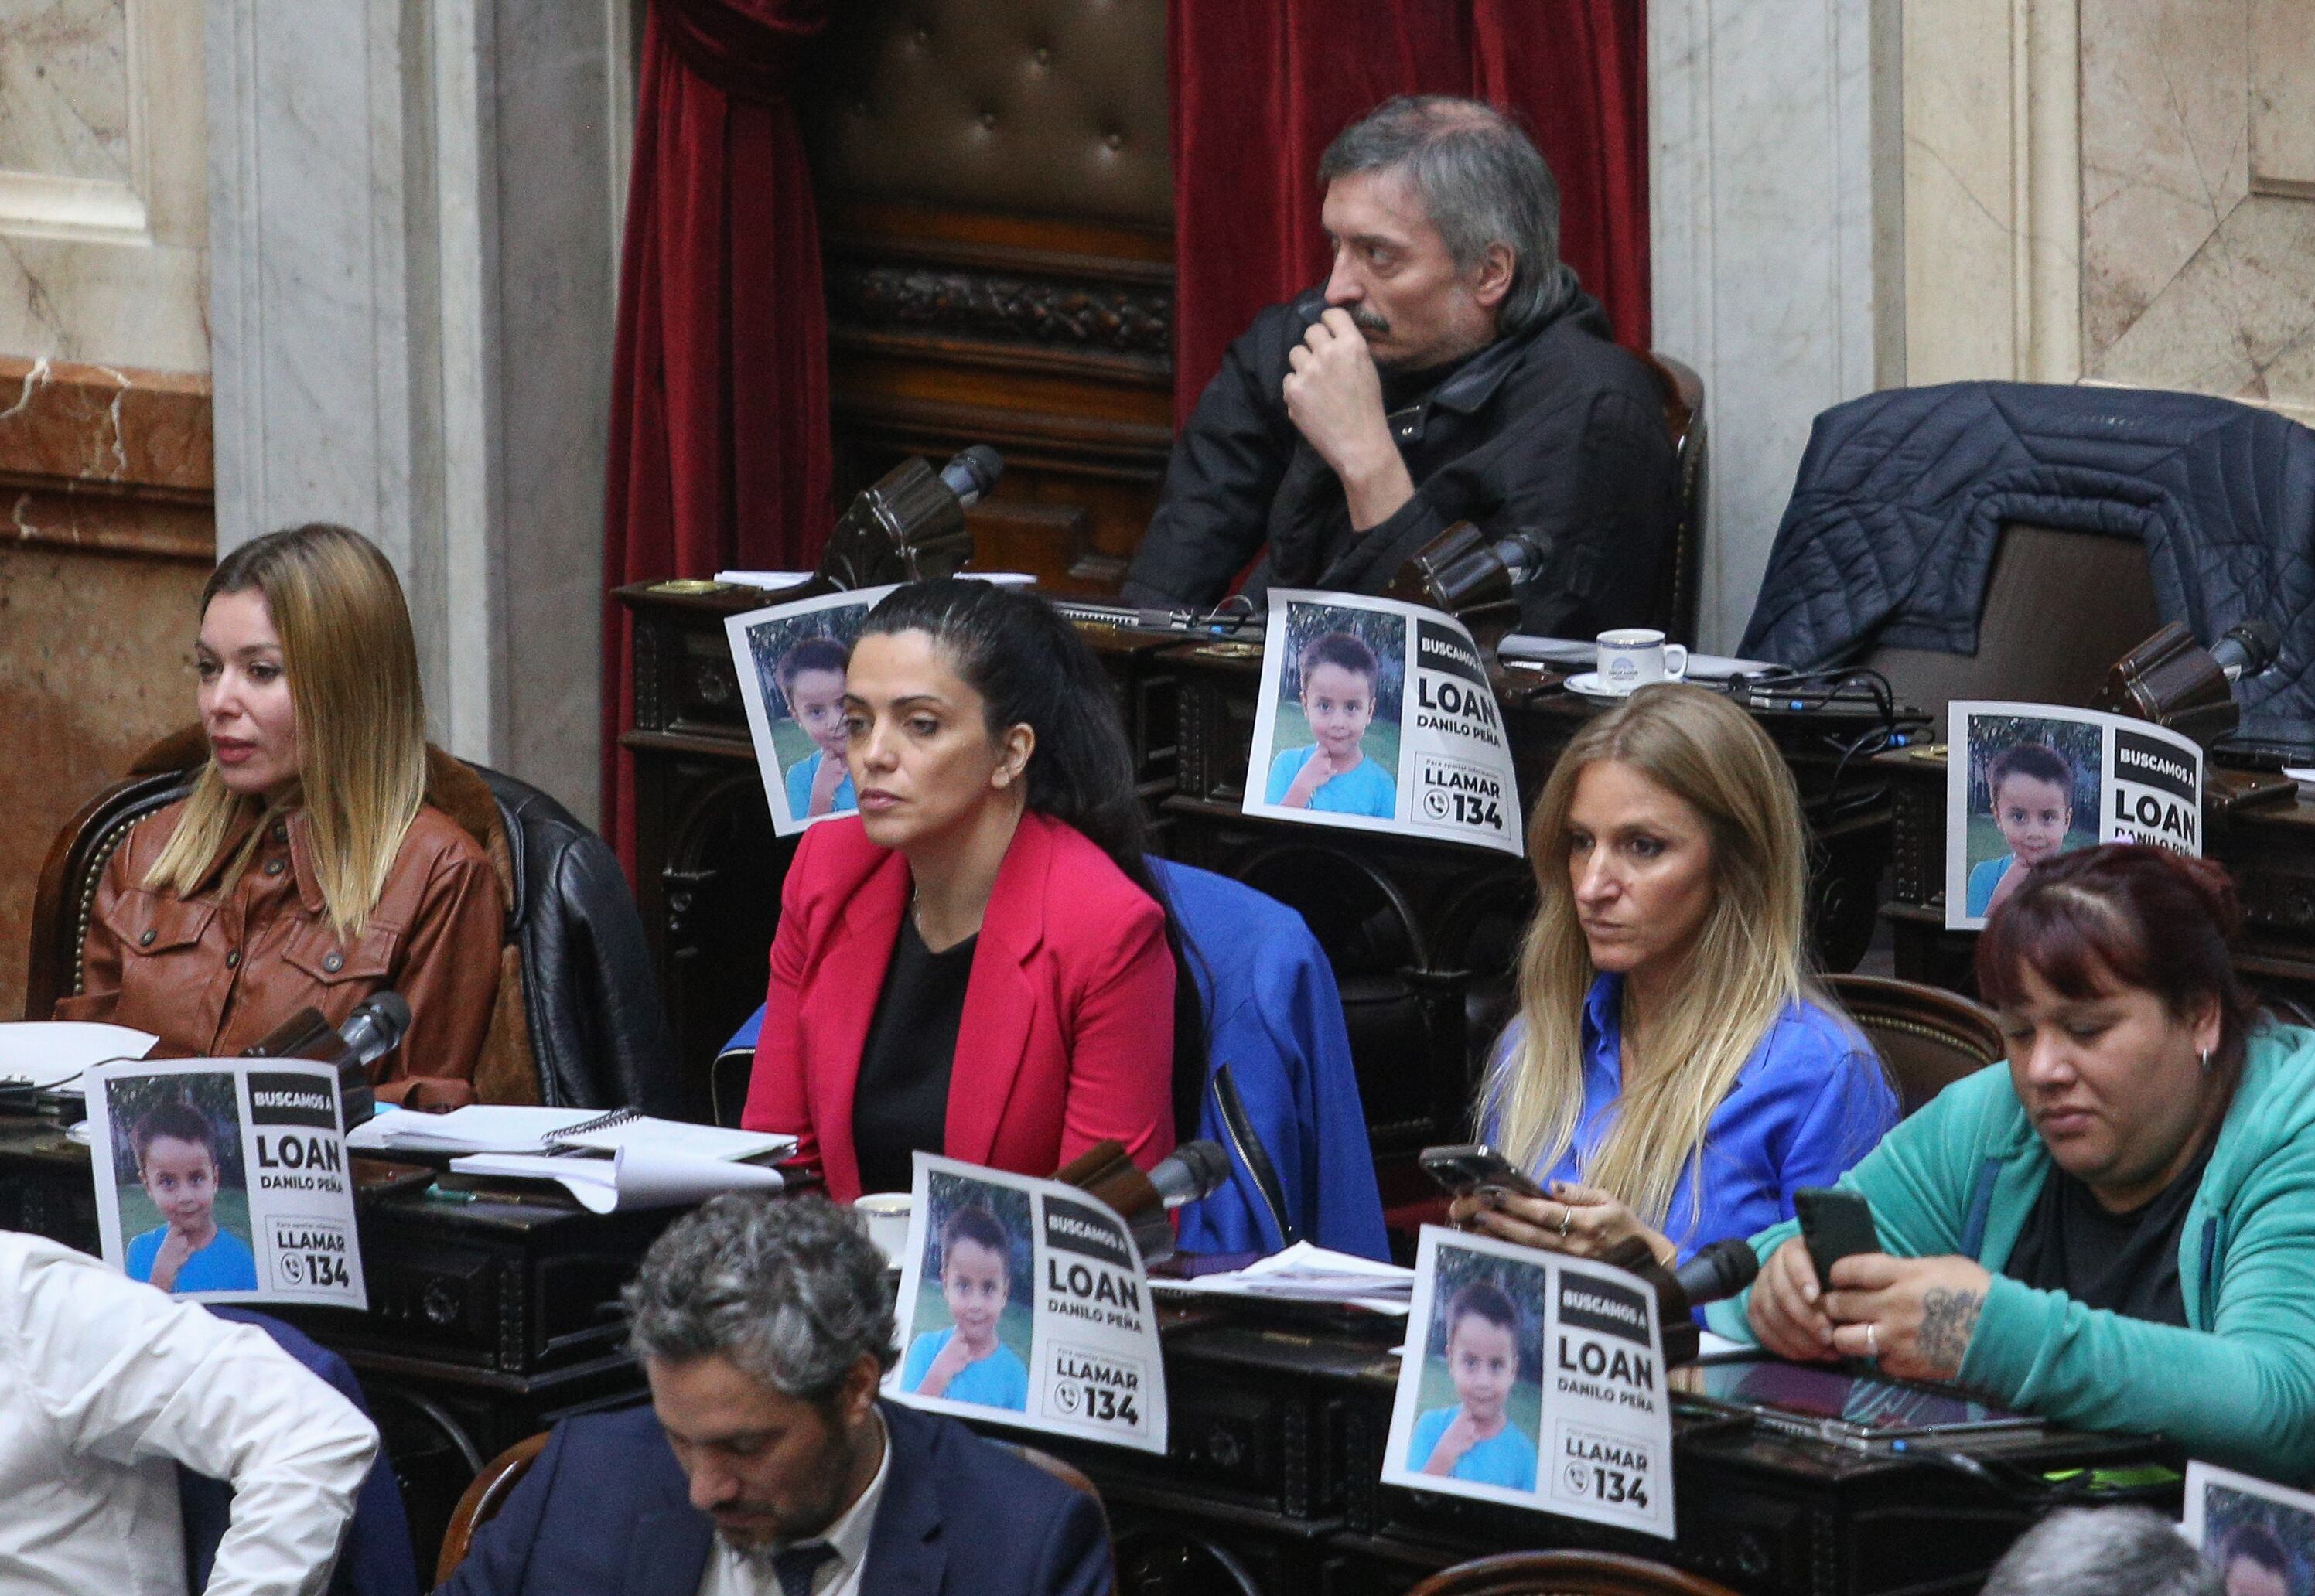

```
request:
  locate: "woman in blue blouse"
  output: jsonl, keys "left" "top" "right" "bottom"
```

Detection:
{"left": 1449, "top": 684, "right": 1897, "bottom": 1267}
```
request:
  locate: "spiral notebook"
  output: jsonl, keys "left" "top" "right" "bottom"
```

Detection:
{"left": 347, "top": 1104, "right": 796, "bottom": 1162}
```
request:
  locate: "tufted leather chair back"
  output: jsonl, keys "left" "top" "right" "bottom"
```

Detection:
{"left": 803, "top": 0, "right": 1170, "bottom": 225}
{"left": 797, "top": 0, "right": 1175, "bottom": 593}
{"left": 1642, "top": 353, "right": 1707, "bottom": 646}
{"left": 24, "top": 769, "right": 193, "bottom": 1020}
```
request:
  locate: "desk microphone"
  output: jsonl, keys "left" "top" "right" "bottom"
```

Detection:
{"left": 338, "top": 991, "right": 412, "bottom": 1073}
{"left": 1053, "top": 1137, "right": 1232, "bottom": 1266}
{"left": 1672, "top": 1239, "right": 1760, "bottom": 1308}
{"left": 937, "top": 445, "right": 1003, "bottom": 510}
{"left": 816, "top": 445, "right": 1004, "bottom": 588}
{"left": 242, "top": 991, "right": 411, "bottom": 1130}
{"left": 2212, "top": 618, "right": 2283, "bottom": 684}
{"left": 1148, "top": 1140, "right": 1233, "bottom": 1209}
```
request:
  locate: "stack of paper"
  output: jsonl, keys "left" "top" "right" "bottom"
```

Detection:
{"left": 450, "top": 1147, "right": 786, "bottom": 1213}
{"left": 1152, "top": 1242, "right": 1417, "bottom": 1316}
{"left": 347, "top": 1105, "right": 795, "bottom": 1162}
{"left": 0, "top": 1021, "right": 159, "bottom": 1091}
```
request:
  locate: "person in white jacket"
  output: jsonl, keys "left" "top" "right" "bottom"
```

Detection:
{"left": 0, "top": 1227, "right": 380, "bottom": 1596}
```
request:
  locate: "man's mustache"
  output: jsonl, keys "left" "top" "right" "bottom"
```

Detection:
{"left": 1346, "top": 306, "right": 1390, "bottom": 336}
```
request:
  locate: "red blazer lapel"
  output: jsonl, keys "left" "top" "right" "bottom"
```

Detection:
{"left": 945, "top": 813, "right": 1056, "bottom": 1168}
{"left": 801, "top": 847, "right": 910, "bottom": 1198}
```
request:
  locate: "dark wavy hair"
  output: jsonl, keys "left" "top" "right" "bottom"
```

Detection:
{"left": 1986, "top": 742, "right": 2074, "bottom": 797}
{"left": 132, "top": 1099, "right": 224, "bottom": 1168}
{"left": 1977, "top": 844, "right": 2262, "bottom": 1100}
{"left": 858, "top": 580, "right": 1207, "bottom": 1135}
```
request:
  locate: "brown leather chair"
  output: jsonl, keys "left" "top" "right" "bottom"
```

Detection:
{"left": 23, "top": 768, "right": 190, "bottom": 1023}
{"left": 433, "top": 1431, "right": 549, "bottom": 1584}
{"left": 1407, "top": 1550, "right": 1746, "bottom": 1596}
{"left": 1862, "top": 522, "right": 2163, "bottom": 727}
{"left": 1641, "top": 352, "right": 1707, "bottom": 648}
{"left": 1825, "top": 973, "right": 2006, "bottom": 1117}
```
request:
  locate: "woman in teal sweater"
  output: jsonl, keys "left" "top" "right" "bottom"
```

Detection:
{"left": 1711, "top": 844, "right": 2315, "bottom": 1482}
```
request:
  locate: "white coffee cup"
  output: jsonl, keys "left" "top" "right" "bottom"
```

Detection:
{"left": 1595, "top": 629, "right": 1688, "bottom": 695}
{"left": 854, "top": 1193, "right": 913, "bottom": 1267}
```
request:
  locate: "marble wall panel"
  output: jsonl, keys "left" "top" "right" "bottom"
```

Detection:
{"left": 0, "top": 0, "right": 131, "bottom": 182}
{"left": 2251, "top": 0, "right": 2315, "bottom": 190}
{"left": 2081, "top": 0, "right": 2315, "bottom": 418}
{"left": 0, "top": 355, "right": 213, "bottom": 1021}
{"left": 0, "top": 0, "right": 210, "bottom": 372}
{"left": 1651, "top": 0, "right": 1896, "bottom": 650}
{"left": 0, "top": 542, "right": 207, "bottom": 1021}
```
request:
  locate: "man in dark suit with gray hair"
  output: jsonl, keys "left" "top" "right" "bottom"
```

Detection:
{"left": 436, "top": 1195, "right": 1110, "bottom": 1596}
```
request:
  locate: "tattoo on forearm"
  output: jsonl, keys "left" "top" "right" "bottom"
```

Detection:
{"left": 1917, "top": 1287, "right": 1984, "bottom": 1372}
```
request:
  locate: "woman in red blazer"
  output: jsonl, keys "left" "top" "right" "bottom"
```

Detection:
{"left": 741, "top": 580, "right": 1198, "bottom": 1201}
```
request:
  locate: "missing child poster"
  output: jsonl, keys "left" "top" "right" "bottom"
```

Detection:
{"left": 1381, "top": 1226, "right": 1675, "bottom": 1540}
{"left": 886, "top": 1153, "right": 1168, "bottom": 1456}
{"left": 2183, "top": 1461, "right": 2315, "bottom": 1591}
{"left": 1945, "top": 701, "right": 2204, "bottom": 929}
{"left": 726, "top": 585, "right": 897, "bottom": 837}
{"left": 1243, "top": 589, "right": 1522, "bottom": 857}
{"left": 85, "top": 1057, "right": 366, "bottom": 1310}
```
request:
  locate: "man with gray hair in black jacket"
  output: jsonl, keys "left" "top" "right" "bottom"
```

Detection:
{"left": 1124, "top": 94, "right": 1675, "bottom": 635}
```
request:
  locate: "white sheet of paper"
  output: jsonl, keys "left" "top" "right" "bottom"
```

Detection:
{"left": 0, "top": 1021, "right": 159, "bottom": 1089}
{"left": 714, "top": 570, "right": 813, "bottom": 589}
{"left": 1149, "top": 1243, "right": 1415, "bottom": 1315}
{"left": 346, "top": 1104, "right": 605, "bottom": 1154}
{"left": 449, "top": 1146, "right": 785, "bottom": 1212}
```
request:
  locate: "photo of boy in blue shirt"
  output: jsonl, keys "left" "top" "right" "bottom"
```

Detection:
{"left": 1965, "top": 742, "right": 2075, "bottom": 918}
{"left": 1265, "top": 629, "right": 1398, "bottom": 818}
{"left": 777, "top": 635, "right": 856, "bottom": 821}
{"left": 901, "top": 1203, "right": 1029, "bottom": 1411}
{"left": 123, "top": 1098, "right": 258, "bottom": 1294}
{"left": 1408, "top": 1279, "right": 1537, "bottom": 1490}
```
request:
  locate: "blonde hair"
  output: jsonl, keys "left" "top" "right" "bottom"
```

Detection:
{"left": 1481, "top": 684, "right": 1818, "bottom": 1234}
{"left": 145, "top": 524, "right": 429, "bottom": 943}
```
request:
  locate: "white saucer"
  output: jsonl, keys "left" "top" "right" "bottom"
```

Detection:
{"left": 1563, "top": 671, "right": 1635, "bottom": 701}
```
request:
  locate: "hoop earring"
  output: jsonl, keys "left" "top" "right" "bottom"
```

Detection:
{"left": 2199, "top": 1049, "right": 2214, "bottom": 1073}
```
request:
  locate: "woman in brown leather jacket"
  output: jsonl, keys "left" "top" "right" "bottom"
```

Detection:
{"left": 56, "top": 523, "right": 504, "bottom": 1107}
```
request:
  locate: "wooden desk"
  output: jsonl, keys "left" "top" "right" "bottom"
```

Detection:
{"left": 619, "top": 580, "right": 1904, "bottom": 1175}
{"left": 1874, "top": 745, "right": 2315, "bottom": 1001}
{"left": 4, "top": 1112, "right": 2176, "bottom": 1596}
{"left": 0, "top": 1117, "right": 671, "bottom": 1570}
{"left": 1012, "top": 1301, "right": 2173, "bottom": 1596}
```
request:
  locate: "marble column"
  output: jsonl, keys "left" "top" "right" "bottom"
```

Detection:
{"left": 204, "top": 0, "right": 630, "bottom": 823}
{"left": 1649, "top": 0, "right": 1904, "bottom": 651}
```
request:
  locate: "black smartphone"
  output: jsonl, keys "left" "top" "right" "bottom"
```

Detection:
{"left": 1419, "top": 1143, "right": 1544, "bottom": 1200}
{"left": 1794, "top": 1187, "right": 1880, "bottom": 1286}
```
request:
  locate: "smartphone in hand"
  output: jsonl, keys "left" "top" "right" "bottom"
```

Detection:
{"left": 1794, "top": 1186, "right": 1879, "bottom": 1287}
{"left": 1419, "top": 1143, "right": 1544, "bottom": 1200}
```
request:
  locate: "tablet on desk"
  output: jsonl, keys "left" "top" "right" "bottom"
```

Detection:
{"left": 1672, "top": 1359, "right": 2043, "bottom": 1448}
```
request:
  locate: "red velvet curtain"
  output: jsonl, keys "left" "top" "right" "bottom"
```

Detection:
{"left": 602, "top": 0, "right": 832, "bottom": 873}
{"left": 1169, "top": 0, "right": 1650, "bottom": 426}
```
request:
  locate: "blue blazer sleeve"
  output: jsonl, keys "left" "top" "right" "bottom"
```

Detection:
{"left": 1162, "top": 859, "right": 1388, "bottom": 1261}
